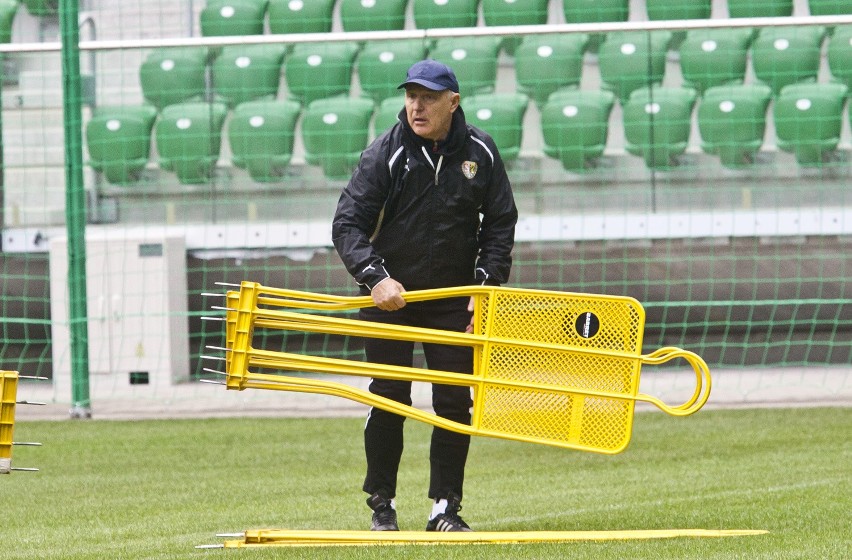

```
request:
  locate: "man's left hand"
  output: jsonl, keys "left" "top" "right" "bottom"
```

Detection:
{"left": 465, "top": 297, "right": 475, "bottom": 333}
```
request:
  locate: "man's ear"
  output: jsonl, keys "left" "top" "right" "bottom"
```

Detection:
{"left": 450, "top": 92, "right": 461, "bottom": 112}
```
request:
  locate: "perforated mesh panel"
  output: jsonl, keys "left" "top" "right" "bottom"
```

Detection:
{"left": 480, "top": 291, "right": 643, "bottom": 352}
{"left": 479, "top": 388, "right": 633, "bottom": 452}
{"left": 474, "top": 290, "right": 644, "bottom": 453}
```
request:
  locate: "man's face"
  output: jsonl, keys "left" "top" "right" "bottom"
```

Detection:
{"left": 404, "top": 84, "right": 460, "bottom": 142}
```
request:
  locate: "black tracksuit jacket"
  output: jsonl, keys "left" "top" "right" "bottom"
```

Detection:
{"left": 332, "top": 106, "right": 518, "bottom": 292}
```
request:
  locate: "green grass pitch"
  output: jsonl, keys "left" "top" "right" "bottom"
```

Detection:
{"left": 3, "top": 407, "right": 850, "bottom": 559}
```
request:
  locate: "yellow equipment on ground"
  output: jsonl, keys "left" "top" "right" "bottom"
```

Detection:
{"left": 1, "top": 370, "right": 44, "bottom": 474}
{"left": 201, "top": 284, "right": 760, "bottom": 550}
{"left": 0, "top": 370, "right": 18, "bottom": 474}
{"left": 204, "top": 528, "right": 767, "bottom": 548}
{"left": 212, "top": 281, "right": 712, "bottom": 454}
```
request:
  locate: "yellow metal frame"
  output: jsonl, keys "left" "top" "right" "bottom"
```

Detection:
{"left": 216, "top": 528, "right": 767, "bottom": 548}
{"left": 1, "top": 370, "right": 19, "bottom": 474}
{"left": 219, "top": 281, "right": 711, "bottom": 454}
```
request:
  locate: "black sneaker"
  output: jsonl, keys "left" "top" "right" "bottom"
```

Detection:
{"left": 425, "top": 494, "right": 472, "bottom": 532}
{"left": 367, "top": 492, "right": 399, "bottom": 531}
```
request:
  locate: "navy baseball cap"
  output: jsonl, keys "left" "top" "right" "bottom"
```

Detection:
{"left": 398, "top": 60, "right": 459, "bottom": 93}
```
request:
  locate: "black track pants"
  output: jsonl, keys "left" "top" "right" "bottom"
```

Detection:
{"left": 360, "top": 297, "right": 473, "bottom": 501}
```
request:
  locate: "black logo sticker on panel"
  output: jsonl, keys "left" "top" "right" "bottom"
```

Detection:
{"left": 574, "top": 311, "right": 600, "bottom": 339}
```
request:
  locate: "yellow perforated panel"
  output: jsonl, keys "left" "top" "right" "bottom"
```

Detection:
{"left": 480, "top": 291, "right": 643, "bottom": 351}
{"left": 473, "top": 291, "right": 644, "bottom": 453}
{"left": 479, "top": 388, "right": 633, "bottom": 452}
{"left": 479, "top": 348, "right": 637, "bottom": 452}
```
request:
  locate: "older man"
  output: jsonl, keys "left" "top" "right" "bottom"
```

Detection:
{"left": 332, "top": 60, "right": 518, "bottom": 532}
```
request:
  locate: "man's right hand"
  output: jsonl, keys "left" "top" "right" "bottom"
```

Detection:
{"left": 371, "top": 277, "right": 407, "bottom": 311}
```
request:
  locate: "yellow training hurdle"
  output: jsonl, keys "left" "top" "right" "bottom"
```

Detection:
{"left": 211, "top": 281, "right": 711, "bottom": 454}
{"left": 1, "top": 370, "right": 43, "bottom": 474}
{"left": 0, "top": 370, "right": 18, "bottom": 474}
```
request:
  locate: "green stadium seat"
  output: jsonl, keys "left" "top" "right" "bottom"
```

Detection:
{"left": 200, "top": 0, "right": 268, "bottom": 36}
{"left": 697, "top": 84, "right": 772, "bottom": 167}
{"left": 540, "top": 89, "right": 616, "bottom": 172}
{"left": 86, "top": 105, "right": 158, "bottom": 185}
{"left": 268, "top": 0, "right": 335, "bottom": 34}
{"left": 428, "top": 37, "right": 502, "bottom": 97}
{"left": 645, "top": 0, "right": 711, "bottom": 50}
{"left": 481, "top": 0, "right": 549, "bottom": 54}
{"left": 155, "top": 102, "right": 229, "bottom": 184}
{"left": 22, "top": 0, "right": 57, "bottom": 17}
{"left": 0, "top": 0, "right": 17, "bottom": 43}
{"left": 339, "top": 0, "right": 408, "bottom": 32}
{"left": 464, "top": 92, "right": 529, "bottom": 163}
{"left": 284, "top": 42, "right": 360, "bottom": 106}
{"left": 827, "top": 25, "right": 852, "bottom": 91}
{"left": 679, "top": 28, "right": 752, "bottom": 93}
{"left": 645, "top": 0, "right": 711, "bottom": 20}
{"left": 514, "top": 33, "right": 588, "bottom": 108}
{"left": 211, "top": 44, "right": 286, "bottom": 107}
{"left": 773, "top": 82, "right": 849, "bottom": 166}
{"left": 808, "top": 0, "right": 851, "bottom": 15}
{"left": 562, "top": 0, "right": 628, "bottom": 52}
{"left": 562, "top": 0, "right": 628, "bottom": 25}
{"left": 481, "top": 0, "right": 549, "bottom": 26}
{"left": 751, "top": 26, "right": 826, "bottom": 95}
{"left": 622, "top": 86, "right": 698, "bottom": 169}
{"left": 139, "top": 48, "right": 209, "bottom": 111}
{"left": 356, "top": 40, "right": 428, "bottom": 104}
{"left": 373, "top": 97, "right": 403, "bottom": 137}
{"left": 302, "top": 97, "right": 375, "bottom": 179}
{"left": 228, "top": 99, "right": 302, "bottom": 182}
{"left": 598, "top": 31, "right": 673, "bottom": 102}
{"left": 727, "top": 0, "right": 792, "bottom": 18}
{"left": 413, "top": 0, "right": 479, "bottom": 29}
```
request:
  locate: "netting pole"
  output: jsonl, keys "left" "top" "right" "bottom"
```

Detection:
{"left": 60, "top": 0, "right": 91, "bottom": 418}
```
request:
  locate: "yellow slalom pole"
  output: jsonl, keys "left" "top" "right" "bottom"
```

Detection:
{"left": 218, "top": 528, "right": 768, "bottom": 548}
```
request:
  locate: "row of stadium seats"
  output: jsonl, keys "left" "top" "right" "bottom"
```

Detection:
{"left": 3, "top": 0, "right": 848, "bottom": 45}
{"left": 86, "top": 80, "right": 850, "bottom": 186}
{"left": 196, "top": 0, "right": 852, "bottom": 39}
{"left": 601, "top": 26, "right": 851, "bottom": 99}
{"left": 138, "top": 25, "right": 852, "bottom": 115}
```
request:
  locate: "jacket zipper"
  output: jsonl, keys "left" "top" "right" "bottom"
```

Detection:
{"left": 420, "top": 145, "right": 442, "bottom": 186}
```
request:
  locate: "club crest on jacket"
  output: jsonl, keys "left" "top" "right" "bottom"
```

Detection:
{"left": 461, "top": 161, "right": 478, "bottom": 179}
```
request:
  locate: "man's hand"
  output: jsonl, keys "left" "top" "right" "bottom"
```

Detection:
{"left": 466, "top": 296, "right": 475, "bottom": 333}
{"left": 371, "top": 277, "right": 407, "bottom": 311}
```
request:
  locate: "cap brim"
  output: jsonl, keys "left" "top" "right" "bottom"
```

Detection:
{"left": 398, "top": 79, "right": 450, "bottom": 91}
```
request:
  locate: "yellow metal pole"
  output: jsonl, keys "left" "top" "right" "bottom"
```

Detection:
{"left": 218, "top": 528, "right": 768, "bottom": 548}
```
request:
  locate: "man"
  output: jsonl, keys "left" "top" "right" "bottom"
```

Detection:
{"left": 332, "top": 60, "right": 518, "bottom": 532}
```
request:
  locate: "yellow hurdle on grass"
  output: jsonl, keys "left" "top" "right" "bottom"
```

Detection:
{"left": 1, "top": 370, "right": 43, "bottom": 474}
{"left": 211, "top": 281, "right": 711, "bottom": 454}
{"left": 0, "top": 370, "right": 18, "bottom": 474}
